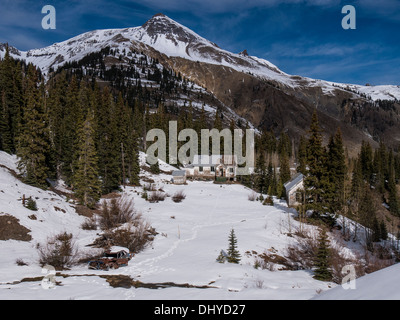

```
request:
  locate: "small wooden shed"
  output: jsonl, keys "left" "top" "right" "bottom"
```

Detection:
{"left": 172, "top": 170, "right": 187, "bottom": 185}
{"left": 284, "top": 173, "right": 304, "bottom": 207}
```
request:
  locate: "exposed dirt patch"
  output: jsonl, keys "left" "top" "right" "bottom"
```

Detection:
{"left": 0, "top": 214, "right": 32, "bottom": 241}
{"left": 74, "top": 204, "right": 101, "bottom": 218}
{"left": 2, "top": 272, "right": 217, "bottom": 291}
{"left": 99, "top": 274, "right": 217, "bottom": 290}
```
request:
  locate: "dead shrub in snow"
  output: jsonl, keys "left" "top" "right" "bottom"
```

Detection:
{"left": 99, "top": 197, "right": 137, "bottom": 230}
{"left": 93, "top": 198, "right": 156, "bottom": 253}
{"left": 15, "top": 258, "right": 28, "bottom": 266}
{"left": 37, "top": 232, "right": 79, "bottom": 270}
{"left": 172, "top": 190, "right": 186, "bottom": 203}
{"left": 148, "top": 191, "right": 166, "bottom": 203}
{"left": 285, "top": 228, "right": 319, "bottom": 270}
{"left": 283, "top": 227, "right": 390, "bottom": 284}
{"left": 81, "top": 216, "right": 97, "bottom": 230}
{"left": 94, "top": 219, "right": 156, "bottom": 253}
{"left": 143, "top": 183, "right": 157, "bottom": 191}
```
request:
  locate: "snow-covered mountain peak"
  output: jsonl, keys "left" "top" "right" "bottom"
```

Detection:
{"left": 1, "top": 14, "right": 399, "bottom": 101}
{"left": 140, "top": 13, "right": 209, "bottom": 46}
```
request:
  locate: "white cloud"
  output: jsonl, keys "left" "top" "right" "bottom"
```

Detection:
{"left": 266, "top": 42, "right": 382, "bottom": 58}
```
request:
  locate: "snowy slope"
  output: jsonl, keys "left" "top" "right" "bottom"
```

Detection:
{"left": 314, "top": 262, "right": 400, "bottom": 300}
{"left": 1, "top": 14, "right": 398, "bottom": 101}
{"left": 0, "top": 151, "right": 100, "bottom": 286}
{"left": 2, "top": 151, "right": 399, "bottom": 300}
{"left": 0, "top": 151, "right": 335, "bottom": 300}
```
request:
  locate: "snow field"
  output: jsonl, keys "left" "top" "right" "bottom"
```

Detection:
{"left": 0, "top": 151, "right": 333, "bottom": 299}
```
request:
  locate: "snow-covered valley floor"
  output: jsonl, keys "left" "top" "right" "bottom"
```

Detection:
{"left": 0, "top": 151, "right": 360, "bottom": 300}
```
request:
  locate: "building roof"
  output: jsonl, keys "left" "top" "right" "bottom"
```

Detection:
{"left": 189, "top": 154, "right": 237, "bottom": 166}
{"left": 284, "top": 173, "right": 304, "bottom": 192}
{"left": 172, "top": 170, "right": 186, "bottom": 177}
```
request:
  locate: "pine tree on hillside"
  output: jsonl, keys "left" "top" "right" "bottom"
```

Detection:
{"left": 16, "top": 64, "right": 50, "bottom": 188}
{"left": 47, "top": 72, "right": 69, "bottom": 179}
{"left": 255, "top": 152, "right": 267, "bottom": 194}
{"left": 60, "top": 75, "right": 83, "bottom": 183}
{"left": 227, "top": 228, "right": 241, "bottom": 264}
{"left": 279, "top": 149, "right": 291, "bottom": 186}
{"left": 0, "top": 45, "right": 20, "bottom": 153}
{"left": 371, "top": 217, "right": 381, "bottom": 243}
{"left": 388, "top": 150, "right": 400, "bottom": 216}
{"left": 297, "top": 135, "right": 307, "bottom": 174}
{"left": 326, "top": 128, "right": 347, "bottom": 214}
{"left": 97, "top": 88, "right": 121, "bottom": 194}
{"left": 380, "top": 220, "right": 388, "bottom": 241}
{"left": 359, "top": 185, "right": 377, "bottom": 248}
{"left": 313, "top": 228, "right": 332, "bottom": 281}
{"left": 304, "top": 111, "right": 328, "bottom": 215}
{"left": 360, "top": 141, "right": 373, "bottom": 184}
{"left": 117, "top": 94, "right": 140, "bottom": 186}
{"left": 72, "top": 109, "right": 101, "bottom": 208}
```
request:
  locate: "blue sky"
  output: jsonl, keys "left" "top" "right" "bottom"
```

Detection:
{"left": 0, "top": 0, "right": 399, "bottom": 85}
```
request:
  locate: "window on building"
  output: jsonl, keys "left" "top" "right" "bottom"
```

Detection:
{"left": 199, "top": 166, "right": 203, "bottom": 172}
{"left": 295, "top": 190, "right": 304, "bottom": 203}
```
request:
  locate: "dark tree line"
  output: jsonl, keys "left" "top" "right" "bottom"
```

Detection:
{"left": 0, "top": 46, "right": 141, "bottom": 207}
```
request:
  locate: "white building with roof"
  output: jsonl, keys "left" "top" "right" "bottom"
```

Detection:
{"left": 185, "top": 154, "right": 238, "bottom": 181}
{"left": 171, "top": 170, "right": 187, "bottom": 185}
{"left": 283, "top": 173, "right": 304, "bottom": 207}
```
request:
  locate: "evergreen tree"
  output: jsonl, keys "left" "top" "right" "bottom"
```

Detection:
{"left": 388, "top": 150, "right": 400, "bottom": 216}
{"left": 279, "top": 149, "right": 291, "bottom": 185}
{"left": 227, "top": 228, "right": 241, "bottom": 264}
{"left": 16, "top": 64, "right": 50, "bottom": 188}
{"left": 149, "top": 159, "right": 160, "bottom": 174}
{"left": 255, "top": 152, "right": 267, "bottom": 194}
{"left": 380, "top": 220, "right": 388, "bottom": 241}
{"left": 116, "top": 94, "right": 139, "bottom": 186}
{"left": 58, "top": 75, "right": 82, "bottom": 183}
{"left": 72, "top": 109, "right": 101, "bottom": 208}
{"left": 269, "top": 165, "right": 278, "bottom": 196}
{"left": 326, "top": 128, "right": 347, "bottom": 214}
{"left": 359, "top": 185, "right": 377, "bottom": 248}
{"left": 371, "top": 216, "right": 381, "bottom": 243}
{"left": 360, "top": 141, "right": 373, "bottom": 184}
{"left": 304, "top": 111, "right": 328, "bottom": 215}
{"left": 351, "top": 159, "right": 363, "bottom": 203}
{"left": 313, "top": 228, "right": 332, "bottom": 281}
{"left": 97, "top": 88, "right": 121, "bottom": 194}
{"left": 297, "top": 135, "right": 307, "bottom": 174}
{"left": 0, "top": 45, "right": 18, "bottom": 153}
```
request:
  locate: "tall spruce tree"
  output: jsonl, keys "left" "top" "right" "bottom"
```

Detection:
{"left": 16, "top": 64, "right": 50, "bottom": 188}
{"left": 359, "top": 185, "right": 377, "bottom": 248}
{"left": 326, "top": 128, "right": 347, "bottom": 214}
{"left": 297, "top": 135, "right": 308, "bottom": 174}
{"left": 388, "top": 151, "right": 400, "bottom": 216}
{"left": 304, "top": 111, "right": 328, "bottom": 215}
{"left": 73, "top": 108, "right": 101, "bottom": 208}
{"left": 313, "top": 228, "right": 332, "bottom": 281}
{"left": 279, "top": 149, "right": 291, "bottom": 185}
{"left": 60, "top": 75, "right": 82, "bottom": 183}
{"left": 97, "top": 88, "right": 121, "bottom": 194}
{"left": 0, "top": 45, "right": 16, "bottom": 153}
{"left": 255, "top": 152, "right": 267, "bottom": 194}
{"left": 117, "top": 94, "right": 140, "bottom": 186}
